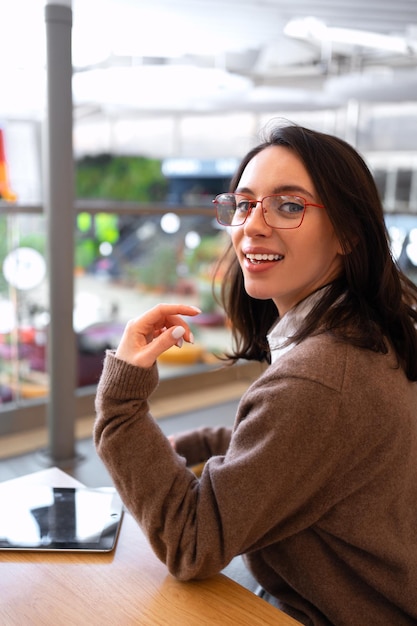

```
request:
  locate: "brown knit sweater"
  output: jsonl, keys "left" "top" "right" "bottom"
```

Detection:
{"left": 94, "top": 333, "right": 417, "bottom": 625}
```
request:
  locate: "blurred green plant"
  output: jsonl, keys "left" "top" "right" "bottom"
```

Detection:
{"left": 75, "top": 154, "right": 168, "bottom": 269}
{"left": 76, "top": 154, "right": 168, "bottom": 201}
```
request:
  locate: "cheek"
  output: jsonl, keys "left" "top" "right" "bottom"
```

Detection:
{"left": 300, "top": 218, "right": 341, "bottom": 260}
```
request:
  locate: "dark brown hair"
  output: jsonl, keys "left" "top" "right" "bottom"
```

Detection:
{"left": 217, "top": 123, "right": 417, "bottom": 380}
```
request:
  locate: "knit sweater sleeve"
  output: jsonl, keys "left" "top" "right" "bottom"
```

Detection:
{"left": 173, "top": 426, "right": 232, "bottom": 466}
{"left": 94, "top": 343, "right": 354, "bottom": 581}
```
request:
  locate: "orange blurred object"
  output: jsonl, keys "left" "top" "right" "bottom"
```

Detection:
{"left": 0, "top": 128, "right": 17, "bottom": 202}
{"left": 157, "top": 342, "right": 204, "bottom": 365}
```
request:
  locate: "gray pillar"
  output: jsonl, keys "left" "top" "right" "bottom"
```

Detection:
{"left": 44, "top": 1, "right": 77, "bottom": 464}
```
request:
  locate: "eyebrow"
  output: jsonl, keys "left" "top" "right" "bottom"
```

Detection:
{"left": 235, "top": 185, "right": 316, "bottom": 199}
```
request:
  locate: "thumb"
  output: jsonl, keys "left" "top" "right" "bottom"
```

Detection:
{"left": 144, "top": 326, "right": 186, "bottom": 364}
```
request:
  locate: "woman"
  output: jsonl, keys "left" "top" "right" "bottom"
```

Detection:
{"left": 94, "top": 124, "right": 417, "bottom": 625}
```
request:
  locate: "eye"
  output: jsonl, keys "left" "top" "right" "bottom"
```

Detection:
{"left": 279, "top": 201, "right": 304, "bottom": 214}
{"left": 236, "top": 200, "right": 251, "bottom": 213}
{"left": 235, "top": 196, "right": 255, "bottom": 215}
{"left": 273, "top": 196, "right": 305, "bottom": 215}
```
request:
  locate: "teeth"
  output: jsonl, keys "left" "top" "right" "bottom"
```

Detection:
{"left": 246, "top": 253, "right": 283, "bottom": 262}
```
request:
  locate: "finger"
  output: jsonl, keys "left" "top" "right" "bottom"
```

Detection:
{"left": 143, "top": 303, "right": 201, "bottom": 327}
{"left": 132, "top": 304, "right": 200, "bottom": 344}
{"left": 117, "top": 324, "right": 186, "bottom": 368}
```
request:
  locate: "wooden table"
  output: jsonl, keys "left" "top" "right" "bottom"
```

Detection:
{"left": 0, "top": 468, "right": 300, "bottom": 625}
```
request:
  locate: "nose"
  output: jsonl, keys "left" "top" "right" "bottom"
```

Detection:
{"left": 243, "top": 201, "right": 270, "bottom": 234}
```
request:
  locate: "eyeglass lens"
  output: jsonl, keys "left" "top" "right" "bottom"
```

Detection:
{"left": 215, "top": 193, "right": 306, "bottom": 229}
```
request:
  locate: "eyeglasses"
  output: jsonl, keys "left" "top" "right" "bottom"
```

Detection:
{"left": 212, "top": 193, "right": 325, "bottom": 230}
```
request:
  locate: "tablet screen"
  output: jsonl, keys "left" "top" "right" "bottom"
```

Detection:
{"left": 0, "top": 485, "right": 124, "bottom": 552}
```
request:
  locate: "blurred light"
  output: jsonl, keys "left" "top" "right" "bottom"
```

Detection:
{"left": 284, "top": 17, "right": 327, "bottom": 40}
{"left": 99, "top": 241, "right": 113, "bottom": 256}
{"left": 284, "top": 16, "right": 412, "bottom": 53}
{"left": 3, "top": 247, "right": 46, "bottom": 290}
{"left": 162, "top": 159, "right": 201, "bottom": 177}
{"left": 326, "top": 28, "right": 410, "bottom": 53}
{"left": 74, "top": 292, "right": 101, "bottom": 331}
{"left": 406, "top": 228, "right": 417, "bottom": 266}
{"left": 162, "top": 157, "right": 239, "bottom": 178}
{"left": 185, "top": 231, "right": 201, "bottom": 249}
{"left": 387, "top": 225, "right": 406, "bottom": 260}
{"left": 160, "top": 213, "right": 180, "bottom": 234}
{"left": 0, "top": 300, "right": 16, "bottom": 334}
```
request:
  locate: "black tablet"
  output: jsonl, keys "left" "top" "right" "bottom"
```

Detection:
{"left": 0, "top": 484, "right": 124, "bottom": 552}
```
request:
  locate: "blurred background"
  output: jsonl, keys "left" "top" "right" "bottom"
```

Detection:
{"left": 0, "top": 0, "right": 416, "bottom": 438}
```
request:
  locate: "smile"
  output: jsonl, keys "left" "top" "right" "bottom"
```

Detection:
{"left": 245, "top": 253, "right": 284, "bottom": 264}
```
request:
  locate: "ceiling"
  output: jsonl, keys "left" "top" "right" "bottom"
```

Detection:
{"left": 70, "top": 0, "right": 417, "bottom": 115}
{"left": 2, "top": 0, "right": 417, "bottom": 114}
{"left": 1, "top": 0, "right": 417, "bottom": 159}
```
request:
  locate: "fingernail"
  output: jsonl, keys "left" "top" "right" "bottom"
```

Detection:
{"left": 176, "top": 338, "right": 184, "bottom": 348}
{"left": 172, "top": 326, "right": 185, "bottom": 340}
{"left": 189, "top": 332, "right": 195, "bottom": 344}
{"left": 190, "top": 306, "right": 202, "bottom": 313}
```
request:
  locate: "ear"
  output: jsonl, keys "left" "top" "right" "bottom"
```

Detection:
{"left": 337, "top": 240, "right": 349, "bottom": 255}
{"left": 337, "top": 234, "right": 359, "bottom": 255}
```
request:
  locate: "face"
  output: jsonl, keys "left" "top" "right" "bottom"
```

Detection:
{"left": 231, "top": 145, "right": 343, "bottom": 316}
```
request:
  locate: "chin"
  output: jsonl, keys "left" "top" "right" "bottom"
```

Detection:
{"left": 244, "top": 286, "right": 274, "bottom": 301}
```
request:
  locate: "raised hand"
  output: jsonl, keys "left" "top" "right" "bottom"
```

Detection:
{"left": 114, "top": 303, "right": 202, "bottom": 368}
